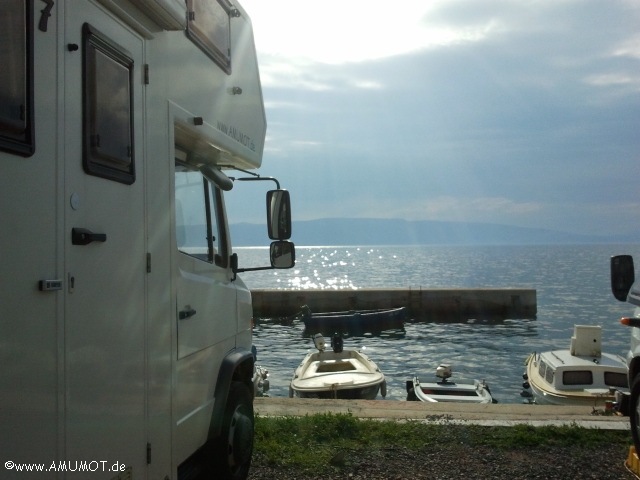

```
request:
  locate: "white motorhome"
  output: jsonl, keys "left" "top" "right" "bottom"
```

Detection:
{"left": 611, "top": 255, "right": 640, "bottom": 450}
{"left": 0, "top": 2, "right": 294, "bottom": 479}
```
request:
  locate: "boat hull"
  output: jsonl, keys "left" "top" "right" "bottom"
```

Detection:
{"left": 301, "top": 307, "right": 406, "bottom": 334}
{"left": 293, "top": 383, "right": 381, "bottom": 400}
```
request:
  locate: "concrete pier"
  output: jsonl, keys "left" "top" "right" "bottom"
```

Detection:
{"left": 251, "top": 288, "right": 537, "bottom": 321}
{"left": 254, "top": 398, "right": 628, "bottom": 430}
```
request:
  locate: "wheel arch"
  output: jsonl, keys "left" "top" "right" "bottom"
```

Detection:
{"left": 208, "top": 348, "right": 254, "bottom": 440}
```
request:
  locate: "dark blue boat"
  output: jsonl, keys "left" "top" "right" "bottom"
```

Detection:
{"left": 300, "top": 305, "right": 407, "bottom": 333}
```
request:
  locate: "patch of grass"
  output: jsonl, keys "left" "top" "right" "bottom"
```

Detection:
{"left": 461, "top": 422, "right": 628, "bottom": 449}
{"left": 253, "top": 413, "right": 631, "bottom": 471}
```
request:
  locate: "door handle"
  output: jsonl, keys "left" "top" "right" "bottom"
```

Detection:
{"left": 179, "top": 308, "right": 197, "bottom": 320}
{"left": 72, "top": 228, "right": 107, "bottom": 245}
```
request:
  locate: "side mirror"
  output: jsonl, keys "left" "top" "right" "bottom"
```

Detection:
{"left": 270, "top": 241, "right": 295, "bottom": 269}
{"left": 267, "top": 190, "right": 291, "bottom": 240}
{"left": 611, "top": 255, "right": 635, "bottom": 302}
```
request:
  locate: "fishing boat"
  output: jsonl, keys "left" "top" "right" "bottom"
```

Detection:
{"left": 299, "top": 304, "right": 406, "bottom": 333}
{"left": 406, "top": 364, "right": 495, "bottom": 403}
{"left": 522, "top": 325, "right": 629, "bottom": 407}
{"left": 289, "top": 333, "right": 387, "bottom": 399}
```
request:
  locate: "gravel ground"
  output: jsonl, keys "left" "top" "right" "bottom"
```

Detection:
{"left": 248, "top": 444, "right": 637, "bottom": 480}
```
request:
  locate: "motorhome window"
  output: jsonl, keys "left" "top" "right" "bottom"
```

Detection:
{"left": 82, "top": 24, "right": 135, "bottom": 184}
{"left": 0, "top": 0, "right": 34, "bottom": 157}
{"left": 175, "top": 166, "right": 224, "bottom": 264}
{"left": 604, "top": 371, "right": 628, "bottom": 388}
{"left": 562, "top": 370, "right": 592, "bottom": 386}
{"left": 186, "top": 0, "right": 232, "bottom": 74}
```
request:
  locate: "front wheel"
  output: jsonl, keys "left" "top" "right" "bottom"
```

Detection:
{"left": 211, "top": 381, "right": 254, "bottom": 480}
{"left": 630, "top": 375, "right": 640, "bottom": 453}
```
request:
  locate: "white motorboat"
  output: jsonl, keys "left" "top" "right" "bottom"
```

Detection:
{"left": 523, "top": 325, "right": 629, "bottom": 407}
{"left": 289, "top": 334, "right": 386, "bottom": 399}
{"left": 406, "top": 364, "right": 495, "bottom": 403}
{"left": 251, "top": 346, "right": 270, "bottom": 397}
{"left": 252, "top": 365, "right": 270, "bottom": 398}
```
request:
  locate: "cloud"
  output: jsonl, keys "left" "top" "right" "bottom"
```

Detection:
{"left": 235, "top": 0, "right": 640, "bottom": 237}
{"left": 243, "top": 0, "right": 502, "bottom": 66}
{"left": 585, "top": 74, "right": 637, "bottom": 87}
{"left": 361, "top": 196, "right": 543, "bottom": 222}
{"left": 613, "top": 33, "right": 640, "bottom": 59}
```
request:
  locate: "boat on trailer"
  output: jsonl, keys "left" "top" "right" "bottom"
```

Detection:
{"left": 299, "top": 305, "right": 406, "bottom": 333}
{"left": 406, "top": 364, "right": 495, "bottom": 404}
{"left": 289, "top": 333, "right": 387, "bottom": 399}
{"left": 522, "top": 325, "right": 629, "bottom": 407}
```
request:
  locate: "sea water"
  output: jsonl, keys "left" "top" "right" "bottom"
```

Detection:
{"left": 236, "top": 244, "right": 640, "bottom": 403}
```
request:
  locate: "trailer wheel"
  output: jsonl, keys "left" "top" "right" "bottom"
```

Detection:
{"left": 212, "top": 381, "right": 254, "bottom": 480}
{"left": 630, "top": 374, "right": 640, "bottom": 454}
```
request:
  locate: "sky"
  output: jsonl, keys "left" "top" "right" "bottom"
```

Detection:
{"left": 234, "top": 0, "right": 640, "bottom": 237}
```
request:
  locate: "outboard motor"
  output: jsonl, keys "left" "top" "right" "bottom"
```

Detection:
{"left": 331, "top": 333, "right": 344, "bottom": 353}
{"left": 313, "top": 333, "right": 326, "bottom": 351}
{"left": 436, "top": 364, "right": 453, "bottom": 382}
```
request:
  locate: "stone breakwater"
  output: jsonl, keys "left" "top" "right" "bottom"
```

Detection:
{"left": 251, "top": 288, "right": 537, "bottom": 321}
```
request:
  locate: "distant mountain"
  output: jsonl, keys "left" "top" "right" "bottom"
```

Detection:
{"left": 231, "top": 218, "right": 640, "bottom": 247}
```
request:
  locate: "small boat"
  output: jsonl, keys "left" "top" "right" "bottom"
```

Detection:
{"left": 522, "top": 325, "right": 629, "bottom": 407}
{"left": 406, "top": 364, "right": 495, "bottom": 403}
{"left": 251, "top": 346, "right": 270, "bottom": 397}
{"left": 289, "top": 333, "right": 387, "bottom": 399}
{"left": 300, "top": 304, "right": 406, "bottom": 333}
{"left": 252, "top": 365, "right": 270, "bottom": 398}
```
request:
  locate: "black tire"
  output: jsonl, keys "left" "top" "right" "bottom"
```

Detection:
{"left": 210, "top": 381, "right": 254, "bottom": 480}
{"left": 630, "top": 374, "right": 640, "bottom": 453}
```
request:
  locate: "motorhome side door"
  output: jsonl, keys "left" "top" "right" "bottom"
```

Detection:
{"left": 63, "top": 3, "right": 147, "bottom": 474}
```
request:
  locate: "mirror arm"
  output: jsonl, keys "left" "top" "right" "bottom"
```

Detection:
{"left": 235, "top": 176, "right": 280, "bottom": 189}
{"left": 234, "top": 265, "right": 277, "bottom": 274}
{"left": 230, "top": 252, "right": 278, "bottom": 281}
{"left": 220, "top": 164, "right": 281, "bottom": 189}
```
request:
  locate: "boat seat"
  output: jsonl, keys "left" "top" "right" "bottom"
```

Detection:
{"left": 315, "top": 361, "right": 357, "bottom": 373}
